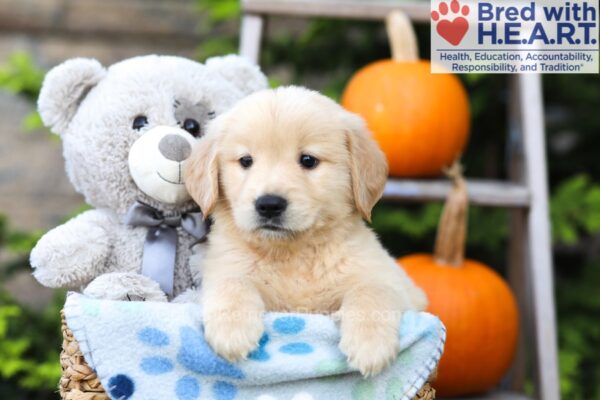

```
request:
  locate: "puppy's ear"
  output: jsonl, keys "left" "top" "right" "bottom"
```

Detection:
{"left": 185, "top": 134, "right": 220, "bottom": 217}
{"left": 345, "top": 113, "right": 389, "bottom": 222}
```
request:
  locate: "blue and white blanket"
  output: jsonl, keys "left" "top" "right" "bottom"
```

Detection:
{"left": 64, "top": 292, "right": 445, "bottom": 400}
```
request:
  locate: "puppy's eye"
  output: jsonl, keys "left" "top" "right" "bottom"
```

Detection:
{"left": 239, "top": 155, "right": 253, "bottom": 169}
{"left": 132, "top": 115, "right": 148, "bottom": 131}
{"left": 183, "top": 118, "right": 201, "bottom": 137}
{"left": 299, "top": 154, "right": 319, "bottom": 169}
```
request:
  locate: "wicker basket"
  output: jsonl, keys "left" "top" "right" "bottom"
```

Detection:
{"left": 59, "top": 311, "right": 436, "bottom": 400}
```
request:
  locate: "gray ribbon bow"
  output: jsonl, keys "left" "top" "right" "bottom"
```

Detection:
{"left": 124, "top": 201, "right": 208, "bottom": 297}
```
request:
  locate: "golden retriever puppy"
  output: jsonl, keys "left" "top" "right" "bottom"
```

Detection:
{"left": 185, "top": 86, "right": 427, "bottom": 376}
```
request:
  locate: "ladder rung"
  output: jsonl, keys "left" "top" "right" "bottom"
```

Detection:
{"left": 383, "top": 179, "right": 530, "bottom": 208}
{"left": 441, "top": 390, "right": 533, "bottom": 400}
{"left": 242, "top": 0, "right": 431, "bottom": 22}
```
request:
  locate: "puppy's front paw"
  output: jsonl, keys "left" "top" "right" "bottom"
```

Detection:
{"left": 204, "top": 307, "right": 264, "bottom": 362}
{"left": 340, "top": 324, "right": 400, "bottom": 377}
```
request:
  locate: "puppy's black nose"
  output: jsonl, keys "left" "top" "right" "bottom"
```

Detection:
{"left": 255, "top": 195, "right": 288, "bottom": 218}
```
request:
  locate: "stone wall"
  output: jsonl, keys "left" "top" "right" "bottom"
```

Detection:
{"left": 0, "top": 0, "right": 204, "bottom": 230}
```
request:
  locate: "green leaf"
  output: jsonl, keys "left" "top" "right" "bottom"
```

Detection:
{"left": 0, "top": 289, "right": 64, "bottom": 392}
{"left": 195, "top": 38, "right": 238, "bottom": 62}
{"left": 6, "top": 229, "right": 43, "bottom": 254}
{"left": 0, "top": 52, "right": 44, "bottom": 101}
{"left": 268, "top": 77, "right": 282, "bottom": 89}
{"left": 371, "top": 203, "right": 442, "bottom": 239}
{"left": 22, "top": 111, "right": 44, "bottom": 132}
{"left": 196, "top": 0, "right": 240, "bottom": 22}
{"left": 0, "top": 306, "right": 21, "bottom": 336}
{"left": 550, "top": 175, "right": 600, "bottom": 244}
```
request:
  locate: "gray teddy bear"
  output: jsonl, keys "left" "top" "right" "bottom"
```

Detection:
{"left": 30, "top": 54, "right": 267, "bottom": 301}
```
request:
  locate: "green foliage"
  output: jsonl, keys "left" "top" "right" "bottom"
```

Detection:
{"left": 372, "top": 175, "right": 600, "bottom": 257}
{"left": 556, "top": 260, "right": 600, "bottom": 399}
{"left": 373, "top": 203, "right": 509, "bottom": 254}
{"left": 0, "top": 51, "right": 45, "bottom": 131}
{"left": 0, "top": 215, "right": 44, "bottom": 280}
{"left": 0, "top": 52, "right": 44, "bottom": 101}
{"left": 0, "top": 61, "right": 52, "bottom": 391}
{"left": 551, "top": 175, "right": 600, "bottom": 244}
{"left": 0, "top": 290, "right": 64, "bottom": 395}
{"left": 22, "top": 110, "right": 44, "bottom": 132}
{"left": 544, "top": 74, "right": 600, "bottom": 181}
{"left": 195, "top": 37, "right": 238, "bottom": 61}
{"left": 0, "top": 213, "right": 63, "bottom": 398}
{"left": 197, "top": 0, "right": 240, "bottom": 23}
{"left": 195, "top": 0, "right": 240, "bottom": 60}
{"left": 372, "top": 204, "right": 442, "bottom": 239}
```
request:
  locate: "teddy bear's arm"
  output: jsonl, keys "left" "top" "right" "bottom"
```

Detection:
{"left": 83, "top": 272, "right": 167, "bottom": 302}
{"left": 30, "top": 209, "right": 114, "bottom": 289}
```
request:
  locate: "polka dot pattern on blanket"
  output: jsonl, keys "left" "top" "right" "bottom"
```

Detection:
{"left": 279, "top": 342, "right": 313, "bottom": 355}
{"left": 140, "top": 356, "right": 173, "bottom": 375}
{"left": 137, "top": 327, "right": 170, "bottom": 347}
{"left": 273, "top": 316, "right": 306, "bottom": 335}
{"left": 175, "top": 375, "right": 200, "bottom": 400}
{"left": 107, "top": 374, "right": 135, "bottom": 400}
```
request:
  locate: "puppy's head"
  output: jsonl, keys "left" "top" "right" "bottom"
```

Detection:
{"left": 185, "top": 86, "right": 388, "bottom": 240}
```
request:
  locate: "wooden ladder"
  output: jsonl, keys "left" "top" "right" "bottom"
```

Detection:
{"left": 238, "top": 1, "right": 560, "bottom": 399}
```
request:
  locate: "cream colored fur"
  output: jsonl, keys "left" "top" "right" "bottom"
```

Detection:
{"left": 186, "top": 86, "right": 427, "bottom": 376}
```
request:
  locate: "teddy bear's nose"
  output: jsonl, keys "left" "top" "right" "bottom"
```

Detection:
{"left": 158, "top": 134, "right": 191, "bottom": 162}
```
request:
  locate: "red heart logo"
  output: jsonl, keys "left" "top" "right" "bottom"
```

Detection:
{"left": 436, "top": 17, "right": 469, "bottom": 46}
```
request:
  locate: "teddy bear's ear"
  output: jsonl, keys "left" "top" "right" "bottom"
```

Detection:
{"left": 205, "top": 54, "right": 268, "bottom": 96}
{"left": 38, "top": 58, "right": 106, "bottom": 134}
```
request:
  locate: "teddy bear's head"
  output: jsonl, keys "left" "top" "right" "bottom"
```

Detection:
{"left": 38, "top": 55, "right": 267, "bottom": 214}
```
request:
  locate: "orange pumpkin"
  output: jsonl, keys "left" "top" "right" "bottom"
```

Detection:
{"left": 341, "top": 12, "right": 470, "bottom": 177}
{"left": 400, "top": 164, "right": 519, "bottom": 397}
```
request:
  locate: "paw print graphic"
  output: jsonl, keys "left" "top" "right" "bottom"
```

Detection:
{"left": 248, "top": 316, "right": 314, "bottom": 362}
{"left": 106, "top": 316, "right": 318, "bottom": 400}
{"left": 107, "top": 326, "right": 244, "bottom": 400}
{"left": 431, "top": 0, "right": 470, "bottom": 46}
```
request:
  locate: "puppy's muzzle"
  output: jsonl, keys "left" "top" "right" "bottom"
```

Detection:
{"left": 255, "top": 194, "right": 288, "bottom": 219}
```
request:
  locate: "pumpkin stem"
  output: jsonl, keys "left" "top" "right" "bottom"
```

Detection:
{"left": 434, "top": 161, "right": 468, "bottom": 266}
{"left": 386, "top": 10, "right": 419, "bottom": 62}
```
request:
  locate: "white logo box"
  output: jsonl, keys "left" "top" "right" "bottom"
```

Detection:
{"left": 430, "top": 0, "right": 599, "bottom": 73}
